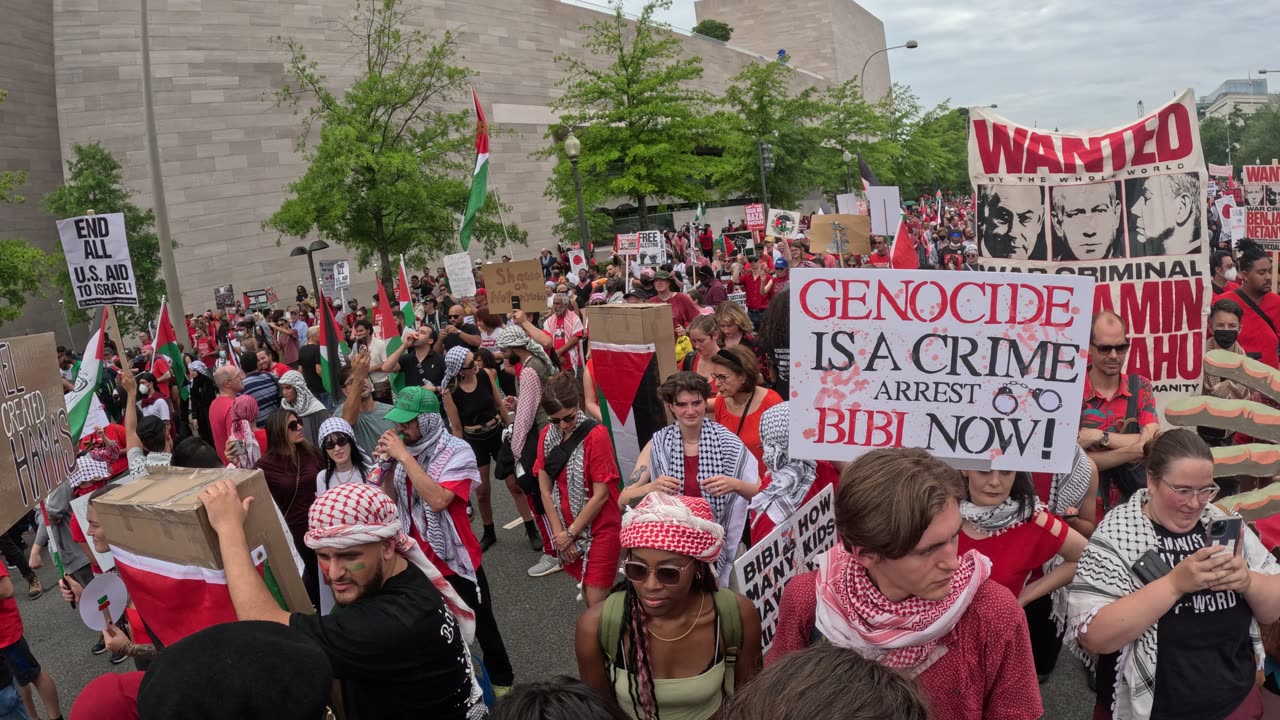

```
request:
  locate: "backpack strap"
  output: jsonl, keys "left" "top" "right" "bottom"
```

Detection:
{"left": 599, "top": 590, "right": 627, "bottom": 685}
{"left": 713, "top": 588, "right": 742, "bottom": 696}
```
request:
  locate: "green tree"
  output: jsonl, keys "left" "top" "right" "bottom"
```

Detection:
{"left": 713, "top": 55, "right": 826, "bottom": 210}
{"left": 815, "top": 79, "right": 883, "bottom": 195}
{"left": 1236, "top": 105, "right": 1280, "bottom": 171}
{"left": 1199, "top": 107, "right": 1246, "bottom": 172}
{"left": 691, "top": 19, "right": 732, "bottom": 42}
{"left": 543, "top": 0, "right": 717, "bottom": 234}
{"left": 43, "top": 143, "right": 162, "bottom": 334}
{"left": 265, "top": 0, "right": 525, "bottom": 291}
{"left": 858, "top": 86, "right": 966, "bottom": 199}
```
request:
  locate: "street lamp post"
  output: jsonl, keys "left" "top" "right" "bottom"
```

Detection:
{"left": 858, "top": 40, "right": 918, "bottom": 98}
{"left": 757, "top": 140, "right": 773, "bottom": 211}
{"left": 842, "top": 150, "right": 853, "bottom": 195}
{"left": 564, "top": 131, "right": 590, "bottom": 249}
{"left": 291, "top": 240, "right": 334, "bottom": 397}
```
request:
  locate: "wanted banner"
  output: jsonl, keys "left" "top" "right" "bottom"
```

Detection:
{"left": 56, "top": 212, "right": 138, "bottom": 308}
{"left": 1242, "top": 165, "right": 1280, "bottom": 248}
{"left": 968, "top": 90, "right": 1209, "bottom": 409}
{"left": 789, "top": 270, "right": 1092, "bottom": 472}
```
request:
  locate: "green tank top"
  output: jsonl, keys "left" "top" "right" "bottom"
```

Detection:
{"left": 612, "top": 657, "right": 726, "bottom": 720}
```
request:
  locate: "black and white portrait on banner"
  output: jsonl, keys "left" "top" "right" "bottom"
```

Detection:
{"left": 977, "top": 184, "right": 1047, "bottom": 261}
{"left": 1050, "top": 181, "right": 1123, "bottom": 262}
{"left": 1124, "top": 173, "right": 1202, "bottom": 258}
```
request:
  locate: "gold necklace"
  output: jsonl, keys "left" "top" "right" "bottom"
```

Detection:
{"left": 646, "top": 592, "right": 705, "bottom": 642}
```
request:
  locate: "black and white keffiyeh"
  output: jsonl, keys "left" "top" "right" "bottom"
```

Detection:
{"left": 390, "top": 412, "right": 481, "bottom": 584}
{"left": 959, "top": 496, "right": 1042, "bottom": 535}
{"left": 441, "top": 346, "right": 469, "bottom": 391}
{"left": 544, "top": 411, "right": 594, "bottom": 562}
{"left": 1067, "top": 489, "right": 1278, "bottom": 719}
{"left": 1047, "top": 446, "right": 1093, "bottom": 517}
{"left": 751, "top": 403, "right": 816, "bottom": 524}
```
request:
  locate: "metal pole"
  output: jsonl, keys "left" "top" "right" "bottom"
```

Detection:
{"left": 58, "top": 300, "right": 74, "bottom": 346}
{"left": 570, "top": 157, "right": 590, "bottom": 250}
{"left": 756, "top": 140, "right": 770, "bottom": 211}
{"left": 140, "top": 0, "right": 185, "bottom": 341}
{"left": 844, "top": 162, "right": 852, "bottom": 195}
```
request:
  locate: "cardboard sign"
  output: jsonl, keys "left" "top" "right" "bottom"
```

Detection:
{"left": 56, "top": 212, "right": 138, "bottom": 308}
{"left": 807, "top": 214, "right": 871, "bottom": 255}
{"left": 866, "top": 186, "right": 902, "bottom": 236}
{"left": 970, "top": 91, "right": 1209, "bottom": 412}
{"left": 789, "top": 269, "right": 1093, "bottom": 472}
{"left": 637, "top": 230, "right": 665, "bottom": 266}
{"left": 766, "top": 209, "right": 800, "bottom": 240}
{"left": 481, "top": 259, "right": 543, "bottom": 314}
{"left": 0, "top": 334, "right": 77, "bottom": 532}
{"left": 334, "top": 261, "right": 350, "bottom": 289}
{"left": 836, "top": 193, "right": 869, "bottom": 216}
{"left": 616, "top": 233, "right": 640, "bottom": 255}
{"left": 213, "top": 285, "right": 235, "bottom": 309}
{"left": 244, "top": 289, "right": 271, "bottom": 310}
{"left": 733, "top": 485, "right": 836, "bottom": 655}
{"left": 443, "top": 252, "right": 477, "bottom": 298}
{"left": 744, "top": 203, "right": 766, "bottom": 232}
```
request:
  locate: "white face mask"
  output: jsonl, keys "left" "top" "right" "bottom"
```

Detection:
{"left": 1224, "top": 267, "right": 1238, "bottom": 282}
{"left": 138, "top": 383, "right": 150, "bottom": 396}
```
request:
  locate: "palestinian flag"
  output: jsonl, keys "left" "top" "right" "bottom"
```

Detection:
{"left": 935, "top": 189, "right": 943, "bottom": 221}
{"left": 458, "top": 87, "right": 489, "bottom": 253}
{"left": 66, "top": 309, "right": 111, "bottom": 442}
{"left": 396, "top": 257, "right": 414, "bottom": 329}
{"left": 111, "top": 544, "right": 286, "bottom": 647}
{"left": 375, "top": 279, "right": 405, "bottom": 394}
{"left": 151, "top": 299, "right": 188, "bottom": 401}
{"left": 589, "top": 343, "right": 665, "bottom": 483}
{"left": 889, "top": 213, "right": 918, "bottom": 270}
{"left": 318, "top": 299, "right": 349, "bottom": 396}
{"left": 857, "top": 151, "right": 879, "bottom": 192}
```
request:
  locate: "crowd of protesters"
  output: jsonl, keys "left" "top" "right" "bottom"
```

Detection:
{"left": 1, "top": 195, "right": 1277, "bottom": 720}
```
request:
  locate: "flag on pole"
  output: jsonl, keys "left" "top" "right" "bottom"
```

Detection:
{"left": 857, "top": 152, "right": 879, "bottom": 192}
{"left": 375, "top": 279, "right": 405, "bottom": 395}
{"left": 934, "top": 190, "right": 943, "bottom": 221}
{"left": 458, "top": 88, "right": 489, "bottom": 253}
{"left": 151, "top": 299, "right": 189, "bottom": 401}
{"left": 396, "top": 257, "right": 414, "bottom": 329}
{"left": 693, "top": 202, "right": 705, "bottom": 225}
{"left": 889, "top": 214, "right": 918, "bottom": 270}
{"left": 318, "top": 299, "right": 349, "bottom": 396}
{"left": 66, "top": 309, "right": 110, "bottom": 442}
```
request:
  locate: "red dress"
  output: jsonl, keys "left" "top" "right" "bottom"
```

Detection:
{"left": 957, "top": 512, "right": 1068, "bottom": 600}
{"left": 714, "top": 389, "right": 783, "bottom": 478}
{"left": 533, "top": 424, "right": 622, "bottom": 589}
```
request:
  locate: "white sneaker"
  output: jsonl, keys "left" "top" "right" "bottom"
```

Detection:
{"left": 527, "top": 554, "right": 562, "bottom": 577}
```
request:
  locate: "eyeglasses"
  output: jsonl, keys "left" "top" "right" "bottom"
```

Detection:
{"left": 549, "top": 412, "right": 578, "bottom": 425}
{"left": 1159, "top": 478, "right": 1220, "bottom": 503}
{"left": 288, "top": 420, "right": 303, "bottom": 431}
{"left": 623, "top": 559, "right": 694, "bottom": 586}
{"left": 711, "top": 373, "right": 732, "bottom": 384}
{"left": 321, "top": 436, "right": 350, "bottom": 451}
{"left": 1091, "top": 342, "right": 1131, "bottom": 355}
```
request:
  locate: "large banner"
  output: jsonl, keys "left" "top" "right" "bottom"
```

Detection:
{"left": 790, "top": 269, "right": 1091, "bottom": 471}
{"left": 968, "top": 90, "right": 1209, "bottom": 410}
{"left": 0, "top": 334, "right": 76, "bottom": 532}
{"left": 1242, "top": 165, "right": 1280, "bottom": 248}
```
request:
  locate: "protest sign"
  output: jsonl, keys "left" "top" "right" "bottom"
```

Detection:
{"left": 866, "top": 186, "right": 902, "bottom": 236}
{"left": 481, "top": 259, "right": 543, "bottom": 314}
{"left": 1209, "top": 163, "right": 1233, "bottom": 178}
{"left": 244, "top": 289, "right": 271, "bottom": 310}
{"left": 789, "top": 269, "right": 1092, "bottom": 472}
{"left": 807, "top": 214, "right": 870, "bottom": 255}
{"left": 744, "top": 203, "right": 766, "bottom": 232}
{"left": 637, "top": 230, "right": 665, "bottom": 266}
{"left": 1242, "top": 165, "right": 1280, "bottom": 249}
{"left": 318, "top": 260, "right": 339, "bottom": 302}
{"left": 616, "top": 233, "right": 640, "bottom": 255}
{"left": 0, "top": 334, "right": 77, "bottom": 532}
{"left": 56, "top": 212, "right": 138, "bottom": 308}
{"left": 836, "top": 193, "right": 869, "bottom": 216}
{"left": 334, "top": 261, "right": 350, "bottom": 289}
{"left": 727, "top": 291, "right": 747, "bottom": 307}
{"left": 969, "top": 90, "right": 1209, "bottom": 410}
{"left": 766, "top": 209, "right": 800, "bottom": 240}
{"left": 443, "top": 252, "right": 477, "bottom": 297}
{"left": 733, "top": 485, "right": 835, "bottom": 655}
{"left": 1215, "top": 196, "right": 1242, "bottom": 250}
{"left": 213, "top": 285, "right": 235, "bottom": 309}
{"left": 568, "top": 248, "right": 589, "bottom": 273}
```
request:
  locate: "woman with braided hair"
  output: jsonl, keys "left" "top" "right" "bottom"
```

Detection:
{"left": 576, "top": 493, "right": 762, "bottom": 720}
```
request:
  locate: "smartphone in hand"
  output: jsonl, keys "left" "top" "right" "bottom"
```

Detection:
{"left": 1205, "top": 517, "right": 1244, "bottom": 557}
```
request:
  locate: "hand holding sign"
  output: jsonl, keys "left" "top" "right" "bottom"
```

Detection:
{"left": 79, "top": 573, "right": 128, "bottom": 632}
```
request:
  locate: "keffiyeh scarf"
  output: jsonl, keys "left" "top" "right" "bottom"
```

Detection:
{"left": 441, "top": 346, "right": 469, "bottom": 392}
{"left": 751, "top": 403, "right": 815, "bottom": 524}
{"left": 1041, "top": 446, "right": 1093, "bottom": 626}
{"left": 959, "top": 496, "right": 1043, "bottom": 535}
{"left": 228, "top": 395, "right": 262, "bottom": 469}
{"left": 544, "top": 412, "right": 594, "bottom": 565}
{"left": 495, "top": 325, "right": 554, "bottom": 370}
{"left": 69, "top": 456, "right": 111, "bottom": 489}
{"left": 279, "top": 371, "right": 327, "bottom": 418}
{"left": 1067, "top": 489, "right": 1278, "bottom": 719}
{"left": 649, "top": 419, "right": 749, "bottom": 523}
{"left": 390, "top": 412, "right": 480, "bottom": 584}
{"left": 815, "top": 544, "right": 992, "bottom": 672}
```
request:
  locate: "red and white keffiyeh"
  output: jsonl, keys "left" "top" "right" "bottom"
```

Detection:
{"left": 619, "top": 492, "right": 725, "bottom": 563}
{"left": 69, "top": 455, "right": 111, "bottom": 489}
{"left": 814, "top": 544, "right": 991, "bottom": 670}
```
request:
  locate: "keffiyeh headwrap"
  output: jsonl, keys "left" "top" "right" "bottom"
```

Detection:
{"left": 495, "top": 325, "right": 554, "bottom": 371}
{"left": 228, "top": 395, "right": 262, "bottom": 469}
{"left": 752, "top": 403, "right": 816, "bottom": 524}
{"left": 441, "top": 346, "right": 469, "bottom": 391}
{"left": 620, "top": 492, "right": 725, "bottom": 564}
{"left": 278, "top": 371, "right": 327, "bottom": 418}
{"left": 69, "top": 455, "right": 111, "bottom": 489}
{"left": 188, "top": 360, "right": 212, "bottom": 379}
{"left": 815, "top": 545, "right": 992, "bottom": 672}
{"left": 304, "top": 482, "right": 485, "bottom": 718}
{"left": 317, "top": 417, "right": 372, "bottom": 469}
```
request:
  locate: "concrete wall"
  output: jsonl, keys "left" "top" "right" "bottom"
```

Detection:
{"left": 26, "top": 0, "right": 889, "bottom": 323}
{"left": 0, "top": 0, "right": 72, "bottom": 345}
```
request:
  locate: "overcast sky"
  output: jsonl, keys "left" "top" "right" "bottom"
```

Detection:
{"left": 566, "top": 0, "right": 1275, "bottom": 131}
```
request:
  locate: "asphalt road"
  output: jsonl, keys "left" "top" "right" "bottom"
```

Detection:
{"left": 11, "top": 482, "right": 1095, "bottom": 718}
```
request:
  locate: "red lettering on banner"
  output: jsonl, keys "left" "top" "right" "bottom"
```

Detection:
{"left": 1130, "top": 121, "right": 1158, "bottom": 166}
{"left": 798, "top": 277, "right": 1075, "bottom": 328}
{"left": 1090, "top": 279, "right": 1203, "bottom": 382}
{"left": 1061, "top": 137, "right": 1105, "bottom": 173}
{"left": 1155, "top": 102, "right": 1193, "bottom": 161}
{"left": 1244, "top": 166, "right": 1280, "bottom": 184}
{"left": 815, "top": 407, "right": 906, "bottom": 447}
{"left": 1023, "top": 133, "right": 1063, "bottom": 175}
{"left": 973, "top": 120, "right": 1028, "bottom": 175}
{"left": 1246, "top": 210, "right": 1280, "bottom": 240}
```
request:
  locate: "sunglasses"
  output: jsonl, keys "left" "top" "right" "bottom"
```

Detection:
{"left": 322, "top": 436, "right": 351, "bottom": 451}
{"left": 623, "top": 559, "right": 694, "bottom": 586}
{"left": 1092, "top": 342, "right": 1130, "bottom": 355}
{"left": 288, "top": 420, "right": 303, "bottom": 431}
{"left": 461, "top": 361, "right": 476, "bottom": 371}
{"left": 549, "top": 412, "right": 578, "bottom": 425}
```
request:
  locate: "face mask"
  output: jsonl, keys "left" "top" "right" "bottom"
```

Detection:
{"left": 1213, "top": 329, "right": 1239, "bottom": 348}
{"left": 219, "top": 351, "right": 227, "bottom": 359}
{"left": 1224, "top": 267, "right": 1238, "bottom": 282}
{"left": 138, "top": 383, "right": 150, "bottom": 396}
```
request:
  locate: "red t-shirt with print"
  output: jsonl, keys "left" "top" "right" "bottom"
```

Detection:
{"left": 0, "top": 564, "right": 23, "bottom": 647}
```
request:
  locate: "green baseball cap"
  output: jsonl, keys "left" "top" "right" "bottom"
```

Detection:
{"left": 383, "top": 385, "right": 439, "bottom": 424}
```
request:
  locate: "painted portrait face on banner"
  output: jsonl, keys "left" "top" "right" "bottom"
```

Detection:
{"left": 1245, "top": 184, "right": 1266, "bottom": 206}
{"left": 1051, "top": 182, "right": 1122, "bottom": 261}
{"left": 1125, "top": 173, "right": 1202, "bottom": 258}
{"left": 977, "top": 184, "right": 1046, "bottom": 261}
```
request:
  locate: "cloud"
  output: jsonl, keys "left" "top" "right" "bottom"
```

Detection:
{"left": 587, "top": 0, "right": 1274, "bottom": 131}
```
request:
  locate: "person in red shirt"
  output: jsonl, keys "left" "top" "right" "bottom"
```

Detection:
{"left": 0, "top": 562, "right": 65, "bottom": 720}
{"left": 209, "top": 365, "right": 243, "bottom": 464}
{"left": 865, "top": 236, "right": 891, "bottom": 267}
{"left": 140, "top": 344, "right": 172, "bottom": 401}
{"left": 736, "top": 259, "right": 774, "bottom": 331}
{"left": 378, "top": 386, "right": 515, "bottom": 691}
{"left": 255, "top": 349, "right": 292, "bottom": 379}
{"left": 652, "top": 270, "right": 700, "bottom": 337}
{"left": 768, "top": 448, "right": 1043, "bottom": 720}
{"left": 1215, "top": 239, "right": 1280, "bottom": 368}
{"left": 699, "top": 224, "right": 714, "bottom": 259}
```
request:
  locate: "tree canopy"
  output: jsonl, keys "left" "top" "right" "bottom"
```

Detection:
{"left": 691, "top": 19, "right": 732, "bottom": 42}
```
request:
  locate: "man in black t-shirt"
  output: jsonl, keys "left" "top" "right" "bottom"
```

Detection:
{"left": 439, "top": 306, "right": 481, "bottom": 353}
{"left": 200, "top": 480, "right": 484, "bottom": 720}
{"left": 381, "top": 326, "right": 446, "bottom": 392}
{"left": 296, "top": 325, "right": 327, "bottom": 405}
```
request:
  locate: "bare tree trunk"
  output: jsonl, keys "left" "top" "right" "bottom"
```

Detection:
{"left": 375, "top": 212, "right": 393, "bottom": 298}
{"left": 637, "top": 195, "right": 649, "bottom": 230}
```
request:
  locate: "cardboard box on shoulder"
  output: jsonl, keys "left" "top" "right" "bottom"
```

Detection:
{"left": 92, "top": 467, "right": 312, "bottom": 646}
{"left": 584, "top": 303, "right": 676, "bottom": 381}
